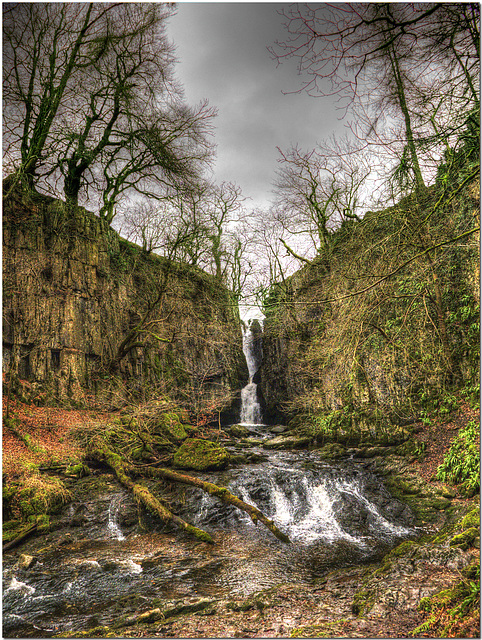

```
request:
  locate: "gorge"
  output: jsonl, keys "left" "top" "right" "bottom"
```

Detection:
{"left": 3, "top": 3, "right": 480, "bottom": 637}
{"left": 2, "top": 174, "right": 480, "bottom": 639}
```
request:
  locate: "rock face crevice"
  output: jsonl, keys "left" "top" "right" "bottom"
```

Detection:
{"left": 3, "top": 188, "right": 247, "bottom": 410}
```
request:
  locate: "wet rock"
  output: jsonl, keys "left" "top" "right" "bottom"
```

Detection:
{"left": 124, "top": 608, "right": 163, "bottom": 625}
{"left": 161, "top": 597, "right": 215, "bottom": 618}
{"left": 246, "top": 452, "right": 268, "bottom": 463}
{"left": 69, "top": 503, "right": 89, "bottom": 527}
{"left": 240, "top": 437, "right": 264, "bottom": 446}
{"left": 77, "top": 559, "right": 102, "bottom": 571}
{"left": 18, "top": 554, "right": 36, "bottom": 570}
{"left": 227, "top": 424, "right": 251, "bottom": 438}
{"left": 140, "top": 554, "right": 166, "bottom": 570}
{"left": 118, "top": 503, "right": 138, "bottom": 528}
{"left": 263, "top": 435, "right": 311, "bottom": 450}
{"left": 270, "top": 425, "right": 290, "bottom": 434}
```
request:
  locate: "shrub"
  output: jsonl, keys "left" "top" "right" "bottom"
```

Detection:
{"left": 436, "top": 420, "right": 480, "bottom": 496}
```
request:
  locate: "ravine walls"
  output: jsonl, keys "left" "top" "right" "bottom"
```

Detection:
{"left": 2, "top": 186, "right": 247, "bottom": 416}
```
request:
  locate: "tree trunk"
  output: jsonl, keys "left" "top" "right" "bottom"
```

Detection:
{"left": 93, "top": 445, "right": 214, "bottom": 543}
{"left": 3, "top": 523, "right": 38, "bottom": 552}
{"left": 91, "top": 442, "right": 291, "bottom": 545}
{"left": 146, "top": 466, "right": 291, "bottom": 544}
{"left": 389, "top": 47, "right": 426, "bottom": 193}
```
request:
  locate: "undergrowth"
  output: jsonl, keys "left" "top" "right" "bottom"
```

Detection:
{"left": 436, "top": 420, "right": 480, "bottom": 496}
{"left": 411, "top": 563, "right": 480, "bottom": 638}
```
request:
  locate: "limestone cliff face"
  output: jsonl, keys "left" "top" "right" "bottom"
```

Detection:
{"left": 3, "top": 187, "right": 247, "bottom": 413}
{"left": 260, "top": 179, "right": 480, "bottom": 425}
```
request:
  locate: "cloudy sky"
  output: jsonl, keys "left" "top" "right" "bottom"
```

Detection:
{"left": 168, "top": 2, "right": 344, "bottom": 211}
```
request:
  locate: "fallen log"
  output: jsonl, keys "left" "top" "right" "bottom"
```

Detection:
{"left": 92, "top": 439, "right": 290, "bottom": 544}
{"left": 93, "top": 447, "right": 214, "bottom": 544}
{"left": 146, "top": 466, "right": 291, "bottom": 544}
{"left": 3, "top": 523, "right": 38, "bottom": 552}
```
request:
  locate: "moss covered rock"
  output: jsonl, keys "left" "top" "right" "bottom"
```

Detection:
{"left": 459, "top": 506, "right": 480, "bottom": 530}
{"left": 449, "top": 527, "right": 478, "bottom": 550}
{"left": 263, "top": 435, "right": 311, "bottom": 450}
{"left": 317, "top": 443, "right": 347, "bottom": 459}
{"left": 173, "top": 438, "right": 229, "bottom": 471}
{"left": 154, "top": 412, "right": 190, "bottom": 441}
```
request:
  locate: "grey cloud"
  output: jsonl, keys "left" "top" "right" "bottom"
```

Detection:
{"left": 169, "top": 3, "right": 342, "bottom": 209}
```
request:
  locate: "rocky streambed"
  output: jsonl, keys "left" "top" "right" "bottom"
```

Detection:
{"left": 3, "top": 424, "right": 480, "bottom": 639}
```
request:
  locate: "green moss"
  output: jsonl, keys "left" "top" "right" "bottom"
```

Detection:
{"left": 17, "top": 475, "right": 71, "bottom": 517}
{"left": 155, "top": 412, "right": 189, "bottom": 441}
{"left": 449, "top": 527, "right": 478, "bottom": 550}
{"left": 173, "top": 438, "right": 229, "bottom": 471}
{"left": 2, "top": 519, "right": 27, "bottom": 543}
{"left": 459, "top": 506, "right": 480, "bottom": 531}
{"left": 65, "top": 463, "right": 90, "bottom": 478}
{"left": 351, "top": 588, "right": 375, "bottom": 617}
{"left": 412, "top": 562, "right": 480, "bottom": 637}
{"left": 389, "top": 540, "right": 419, "bottom": 558}
{"left": 54, "top": 625, "right": 118, "bottom": 638}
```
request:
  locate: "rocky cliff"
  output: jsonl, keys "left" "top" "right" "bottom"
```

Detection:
{"left": 3, "top": 186, "right": 247, "bottom": 416}
{"left": 260, "top": 177, "right": 480, "bottom": 431}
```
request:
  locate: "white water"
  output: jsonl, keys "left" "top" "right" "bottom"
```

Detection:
{"left": 6, "top": 577, "right": 35, "bottom": 596}
{"left": 225, "top": 457, "right": 414, "bottom": 547}
{"left": 239, "top": 320, "right": 263, "bottom": 425}
{"left": 107, "top": 494, "right": 125, "bottom": 540}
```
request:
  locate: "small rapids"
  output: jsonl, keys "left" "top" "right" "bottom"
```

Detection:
{"left": 188, "top": 449, "right": 415, "bottom": 550}
{"left": 3, "top": 447, "right": 417, "bottom": 638}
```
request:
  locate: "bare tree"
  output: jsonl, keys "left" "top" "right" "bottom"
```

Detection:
{"left": 270, "top": 3, "right": 479, "bottom": 193}
{"left": 272, "top": 140, "right": 370, "bottom": 260}
{"left": 3, "top": 3, "right": 117, "bottom": 190}
{"left": 3, "top": 3, "right": 216, "bottom": 218}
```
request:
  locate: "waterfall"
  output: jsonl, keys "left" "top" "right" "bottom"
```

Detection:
{"left": 198, "top": 457, "right": 415, "bottom": 546}
{"left": 107, "top": 494, "right": 125, "bottom": 540}
{"left": 240, "top": 319, "right": 263, "bottom": 425}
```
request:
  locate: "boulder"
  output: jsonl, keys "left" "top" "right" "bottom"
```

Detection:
{"left": 153, "top": 412, "right": 190, "bottom": 441}
{"left": 18, "top": 554, "right": 36, "bottom": 570}
{"left": 270, "top": 425, "right": 290, "bottom": 434}
{"left": 227, "top": 424, "right": 251, "bottom": 438}
{"left": 263, "top": 435, "right": 311, "bottom": 450}
{"left": 173, "top": 438, "right": 230, "bottom": 471}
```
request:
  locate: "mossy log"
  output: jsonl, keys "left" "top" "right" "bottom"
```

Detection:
{"left": 146, "top": 466, "right": 291, "bottom": 544}
{"left": 92, "top": 441, "right": 290, "bottom": 544}
{"left": 3, "top": 523, "right": 38, "bottom": 552}
{"left": 93, "top": 446, "right": 214, "bottom": 544}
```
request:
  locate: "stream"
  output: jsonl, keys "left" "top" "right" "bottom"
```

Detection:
{"left": 3, "top": 321, "right": 418, "bottom": 637}
{"left": 2, "top": 440, "right": 418, "bottom": 638}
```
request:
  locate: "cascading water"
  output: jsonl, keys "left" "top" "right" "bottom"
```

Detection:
{"left": 2, "top": 325, "right": 420, "bottom": 637}
{"left": 239, "top": 319, "right": 263, "bottom": 425}
{"left": 2, "top": 447, "right": 418, "bottom": 637}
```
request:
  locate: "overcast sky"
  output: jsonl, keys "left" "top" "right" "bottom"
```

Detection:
{"left": 168, "top": 2, "right": 344, "bottom": 211}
